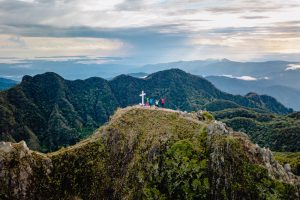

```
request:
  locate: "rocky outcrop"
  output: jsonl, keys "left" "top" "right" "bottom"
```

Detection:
{"left": 205, "top": 118, "right": 300, "bottom": 199}
{"left": 0, "top": 141, "right": 52, "bottom": 200}
{"left": 0, "top": 107, "right": 299, "bottom": 199}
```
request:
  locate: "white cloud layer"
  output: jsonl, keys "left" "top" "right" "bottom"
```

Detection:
{"left": 0, "top": 0, "right": 299, "bottom": 63}
{"left": 286, "top": 64, "right": 300, "bottom": 71}
{"left": 222, "top": 74, "right": 258, "bottom": 81}
{"left": 0, "top": 34, "right": 127, "bottom": 60}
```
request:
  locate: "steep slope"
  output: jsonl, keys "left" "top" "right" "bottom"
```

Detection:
{"left": 274, "top": 152, "right": 300, "bottom": 176}
{"left": 0, "top": 69, "right": 293, "bottom": 152}
{"left": 0, "top": 73, "right": 118, "bottom": 152}
{"left": 0, "top": 107, "right": 299, "bottom": 199}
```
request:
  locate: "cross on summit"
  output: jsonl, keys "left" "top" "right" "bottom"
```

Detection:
{"left": 139, "top": 90, "right": 146, "bottom": 106}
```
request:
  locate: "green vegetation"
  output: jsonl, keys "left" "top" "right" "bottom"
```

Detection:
{"left": 274, "top": 152, "right": 300, "bottom": 176}
{"left": 110, "top": 69, "right": 291, "bottom": 114}
{"left": 207, "top": 134, "right": 297, "bottom": 200}
{"left": 0, "top": 69, "right": 295, "bottom": 152}
{"left": 202, "top": 111, "right": 214, "bottom": 121}
{"left": 212, "top": 108, "right": 300, "bottom": 152}
{"left": 0, "top": 73, "right": 118, "bottom": 152}
{"left": 0, "top": 108, "right": 298, "bottom": 199}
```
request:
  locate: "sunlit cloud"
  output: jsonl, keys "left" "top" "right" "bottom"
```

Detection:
{"left": 0, "top": 34, "right": 126, "bottom": 59}
{"left": 0, "top": 0, "right": 299, "bottom": 64}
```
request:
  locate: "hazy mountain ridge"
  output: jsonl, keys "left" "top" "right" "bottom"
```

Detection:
{"left": 140, "top": 59, "right": 300, "bottom": 78}
{"left": 132, "top": 60, "right": 300, "bottom": 110}
{"left": 0, "top": 107, "right": 299, "bottom": 199}
{"left": 0, "top": 77, "right": 18, "bottom": 90}
{"left": 0, "top": 69, "right": 294, "bottom": 152}
{"left": 206, "top": 76, "right": 300, "bottom": 110}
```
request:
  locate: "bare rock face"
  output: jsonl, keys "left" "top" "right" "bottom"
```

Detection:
{"left": 285, "top": 163, "right": 292, "bottom": 172}
{"left": 257, "top": 147, "right": 300, "bottom": 184}
{"left": 0, "top": 141, "right": 52, "bottom": 200}
{"left": 196, "top": 110, "right": 206, "bottom": 121}
{"left": 0, "top": 141, "right": 13, "bottom": 153}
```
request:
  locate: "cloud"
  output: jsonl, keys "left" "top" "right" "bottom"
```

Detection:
{"left": 10, "top": 64, "right": 32, "bottom": 68}
{"left": 0, "top": 24, "right": 190, "bottom": 64}
{"left": 286, "top": 64, "right": 300, "bottom": 71}
{"left": 206, "top": 0, "right": 299, "bottom": 14}
{"left": 7, "top": 36, "right": 26, "bottom": 46}
{"left": 75, "top": 56, "right": 123, "bottom": 64}
{"left": 0, "top": 57, "right": 28, "bottom": 64}
{"left": 0, "top": 34, "right": 126, "bottom": 60}
{"left": 0, "top": 0, "right": 299, "bottom": 66}
{"left": 240, "top": 16, "right": 269, "bottom": 19}
{"left": 207, "top": 5, "right": 280, "bottom": 14}
{"left": 222, "top": 74, "right": 257, "bottom": 81}
{"left": 1, "top": 75, "right": 22, "bottom": 80}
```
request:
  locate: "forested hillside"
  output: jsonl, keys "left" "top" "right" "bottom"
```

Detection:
{"left": 0, "top": 73, "right": 118, "bottom": 151}
{"left": 0, "top": 69, "right": 294, "bottom": 152}
{"left": 212, "top": 109, "right": 300, "bottom": 151}
{"left": 1, "top": 107, "right": 299, "bottom": 199}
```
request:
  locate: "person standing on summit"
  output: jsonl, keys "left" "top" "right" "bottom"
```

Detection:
{"left": 149, "top": 98, "right": 154, "bottom": 106}
{"left": 161, "top": 98, "right": 165, "bottom": 107}
{"left": 155, "top": 99, "right": 159, "bottom": 107}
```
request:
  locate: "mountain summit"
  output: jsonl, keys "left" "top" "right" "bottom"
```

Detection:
{"left": 0, "top": 107, "right": 299, "bottom": 199}
{"left": 0, "top": 69, "right": 292, "bottom": 152}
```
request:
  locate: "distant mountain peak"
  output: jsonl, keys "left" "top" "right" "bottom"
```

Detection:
{"left": 221, "top": 58, "right": 232, "bottom": 62}
{"left": 0, "top": 77, "right": 18, "bottom": 91}
{"left": 245, "top": 92, "right": 259, "bottom": 97}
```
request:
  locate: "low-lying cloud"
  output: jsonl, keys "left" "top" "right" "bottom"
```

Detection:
{"left": 286, "top": 64, "right": 300, "bottom": 71}
{"left": 222, "top": 75, "right": 257, "bottom": 81}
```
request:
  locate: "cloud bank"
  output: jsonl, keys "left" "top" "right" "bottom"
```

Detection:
{"left": 0, "top": 0, "right": 299, "bottom": 66}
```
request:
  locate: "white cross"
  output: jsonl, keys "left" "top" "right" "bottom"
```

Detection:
{"left": 139, "top": 90, "right": 146, "bottom": 106}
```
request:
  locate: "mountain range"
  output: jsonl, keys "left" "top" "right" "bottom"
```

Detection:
{"left": 3, "top": 59, "right": 300, "bottom": 111}
{"left": 206, "top": 76, "right": 300, "bottom": 111}
{"left": 140, "top": 60, "right": 300, "bottom": 90}
{"left": 0, "top": 77, "right": 18, "bottom": 91}
{"left": 0, "top": 69, "right": 297, "bottom": 153}
{"left": 129, "top": 71, "right": 300, "bottom": 111}
{"left": 0, "top": 107, "right": 299, "bottom": 199}
{"left": 130, "top": 59, "right": 300, "bottom": 110}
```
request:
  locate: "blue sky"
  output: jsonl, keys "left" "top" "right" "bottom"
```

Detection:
{"left": 0, "top": 0, "right": 300, "bottom": 79}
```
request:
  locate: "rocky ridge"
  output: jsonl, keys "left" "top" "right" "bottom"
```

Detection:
{"left": 0, "top": 107, "right": 299, "bottom": 199}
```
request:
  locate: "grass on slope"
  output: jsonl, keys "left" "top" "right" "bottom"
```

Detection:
{"left": 274, "top": 152, "right": 300, "bottom": 176}
{"left": 43, "top": 107, "right": 297, "bottom": 199}
{"left": 1, "top": 107, "right": 298, "bottom": 199}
